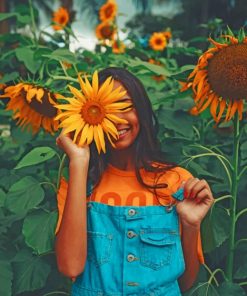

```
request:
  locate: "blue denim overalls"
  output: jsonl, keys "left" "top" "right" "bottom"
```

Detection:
{"left": 71, "top": 189, "right": 185, "bottom": 296}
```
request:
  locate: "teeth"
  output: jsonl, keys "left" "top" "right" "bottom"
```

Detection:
{"left": 118, "top": 129, "right": 128, "bottom": 135}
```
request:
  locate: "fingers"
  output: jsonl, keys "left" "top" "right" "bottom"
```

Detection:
{"left": 184, "top": 177, "right": 214, "bottom": 204}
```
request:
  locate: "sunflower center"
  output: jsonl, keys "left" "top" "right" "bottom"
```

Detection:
{"left": 105, "top": 5, "right": 114, "bottom": 17}
{"left": 101, "top": 25, "right": 114, "bottom": 39}
{"left": 23, "top": 89, "right": 57, "bottom": 118}
{"left": 207, "top": 44, "right": 247, "bottom": 100}
{"left": 59, "top": 16, "right": 66, "bottom": 24}
{"left": 155, "top": 38, "right": 163, "bottom": 45}
{"left": 81, "top": 101, "right": 105, "bottom": 125}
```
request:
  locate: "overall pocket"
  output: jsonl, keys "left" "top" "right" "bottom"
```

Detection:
{"left": 139, "top": 228, "right": 176, "bottom": 270}
{"left": 87, "top": 231, "right": 113, "bottom": 267}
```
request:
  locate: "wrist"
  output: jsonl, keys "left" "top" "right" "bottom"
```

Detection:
{"left": 69, "top": 157, "right": 89, "bottom": 167}
{"left": 181, "top": 221, "right": 201, "bottom": 232}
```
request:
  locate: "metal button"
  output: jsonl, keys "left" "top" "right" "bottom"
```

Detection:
{"left": 127, "top": 282, "right": 139, "bottom": 286}
{"left": 127, "top": 230, "right": 136, "bottom": 238}
{"left": 127, "top": 254, "right": 135, "bottom": 262}
{"left": 166, "top": 205, "right": 173, "bottom": 213}
{"left": 128, "top": 209, "right": 136, "bottom": 216}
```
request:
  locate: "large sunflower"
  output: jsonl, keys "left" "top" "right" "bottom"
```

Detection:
{"left": 0, "top": 83, "right": 59, "bottom": 134}
{"left": 52, "top": 7, "right": 69, "bottom": 31}
{"left": 181, "top": 33, "right": 247, "bottom": 122}
{"left": 99, "top": 0, "right": 117, "bottom": 22}
{"left": 96, "top": 21, "right": 116, "bottom": 40}
{"left": 149, "top": 32, "right": 167, "bottom": 51}
{"left": 54, "top": 71, "right": 133, "bottom": 154}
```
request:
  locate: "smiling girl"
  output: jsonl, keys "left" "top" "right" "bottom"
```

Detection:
{"left": 55, "top": 67, "right": 214, "bottom": 296}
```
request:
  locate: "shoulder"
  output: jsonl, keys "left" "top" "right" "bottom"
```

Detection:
{"left": 170, "top": 166, "right": 194, "bottom": 180}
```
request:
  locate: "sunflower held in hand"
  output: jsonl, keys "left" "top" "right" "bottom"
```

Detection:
{"left": 54, "top": 71, "right": 133, "bottom": 154}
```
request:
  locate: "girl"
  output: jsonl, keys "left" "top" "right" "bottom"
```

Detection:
{"left": 55, "top": 67, "right": 214, "bottom": 296}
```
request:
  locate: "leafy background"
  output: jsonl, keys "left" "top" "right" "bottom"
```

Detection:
{"left": 0, "top": 0, "right": 247, "bottom": 295}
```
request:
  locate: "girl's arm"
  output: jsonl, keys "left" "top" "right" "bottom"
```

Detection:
{"left": 55, "top": 131, "right": 90, "bottom": 278}
{"left": 176, "top": 178, "right": 214, "bottom": 292}
{"left": 178, "top": 224, "right": 200, "bottom": 292}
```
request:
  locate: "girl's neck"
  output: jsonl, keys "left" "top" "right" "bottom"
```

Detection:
{"left": 109, "top": 148, "right": 135, "bottom": 171}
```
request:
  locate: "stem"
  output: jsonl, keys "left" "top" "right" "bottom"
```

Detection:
{"left": 28, "top": 0, "right": 38, "bottom": 44}
{"left": 226, "top": 114, "right": 240, "bottom": 281}
{"left": 238, "top": 165, "right": 247, "bottom": 181}
{"left": 235, "top": 208, "right": 247, "bottom": 223}
{"left": 203, "top": 263, "right": 227, "bottom": 286}
{"left": 40, "top": 181, "right": 57, "bottom": 193}
{"left": 56, "top": 153, "right": 67, "bottom": 190}
{"left": 182, "top": 153, "right": 232, "bottom": 187}
{"left": 239, "top": 282, "right": 247, "bottom": 286}
{"left": 52, "top": 76, "right": 78, "bottom": 83}
{"left": 214, "top": 194, "right": 232, "bottom": 204}
{"left": 235, "top": 238, "right": 247, "bottom": 249}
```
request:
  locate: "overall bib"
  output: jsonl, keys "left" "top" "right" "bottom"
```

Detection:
{"left": 72, "top": 201, "right": 185, "bottom": 296}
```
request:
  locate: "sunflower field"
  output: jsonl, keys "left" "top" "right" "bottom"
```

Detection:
{"left": 0, "top": 0, "right": 247, "bottom": 295}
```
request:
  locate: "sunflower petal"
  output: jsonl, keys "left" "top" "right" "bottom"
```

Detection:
{"left": 78, "top": 123, "right": 89, "bottom": 147}
{"left": 225, "top": 100, "right": 233, "bottom": 121}
{"left": 96, "top": 125, "right": 106, "bottom": 153}
{"left": 102, "top": 118, "right": 118, "bottom": 139}
{"left": 68, "top": 85, "right": 87, "bottom": 102}
{"left": 106, "top": 113, "right": 128, "bottom": 124}
{"left": 216, "top": 99, "right": 226, "bottom": 122}
{"left": 92, "top": 71, "right": 99, "bottom": 99}
{"left": 210, "top": 97, "right": 219, "bottom": 122}
{"left": 36, "top": 88, "right": 44, "bottom": 102}
{"left": 93, "top": 125, "right": 101, "bottom": 153}
{"left": 26, "top": 88, "right": 37, "bottom": 102}
{"left": 86, "top": 125, "right": 94, "bottom": 145}
{"left": 228, "top": 100, "right": 238, "bottom": 121}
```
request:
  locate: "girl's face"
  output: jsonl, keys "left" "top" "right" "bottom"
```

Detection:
{"left": 111, "top": 80, "right": 140, "bottom": 150}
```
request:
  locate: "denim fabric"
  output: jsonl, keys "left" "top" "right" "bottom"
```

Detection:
{"left": 72, "top": 201, "right": 185, "bottom": 296}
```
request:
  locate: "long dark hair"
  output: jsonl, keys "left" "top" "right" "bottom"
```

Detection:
{"left": 88, "top": 67, "right": 177, "bottom": 202}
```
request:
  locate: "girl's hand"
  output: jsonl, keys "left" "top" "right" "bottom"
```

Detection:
{"left": 56, "top": 129, "right": 90, "bottom": 162}
{"left": 176, "top": 178, "right": 214, "bottom": 229}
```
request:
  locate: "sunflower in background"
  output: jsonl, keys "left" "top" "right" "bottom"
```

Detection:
{"left": 95, "top": 21, "right": 116, "bottom": 40}
{"left": 0, "top": 83, "right": 59, "bottom": 134}
{"left": 181, "top": 30, "right": 247, "bottom": 122}
{"left": 112, "top": 39, "right": 126, "bottom": 54}
{"left": 148, "top": 58, "right": 165, "bottom": 82}
{"left": 99, "top": 0, "right": 117, "bottom": 22}
{"left": 52, "top": 7, "right": 69, "bottom": 31}
{"left": 54, "top": 71, "right": 133, "bottom": 154}
{"left": 162, "top": 31, "right": 172, "bottom": 41}
{"left": 149, "top": 32, "right": 167, "bottom": 51}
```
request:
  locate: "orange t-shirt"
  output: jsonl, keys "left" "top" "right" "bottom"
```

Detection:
{"left": 55, "top": 164, "right": 204, "bottom": 264}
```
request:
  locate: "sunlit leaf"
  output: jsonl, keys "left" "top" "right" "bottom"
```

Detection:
{"left": 15, "top": 147, "right": 56, "bottom": 169}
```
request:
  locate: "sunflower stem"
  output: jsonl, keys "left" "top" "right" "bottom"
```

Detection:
{"left": 56, "top": 153, "right": 67, "bottom": 190}
{"left": 52, "top": 76, "right": 78, "bottom": 83}
{"left": 28, "top": 0, "right": 38, "bottom": 44}
{"left": 226, "top": 114, "right": 240, "bottom": 282}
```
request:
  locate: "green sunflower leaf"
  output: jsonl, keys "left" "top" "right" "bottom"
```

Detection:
{"left": 12, "top": 248, "right": 50, "bottom": 294}
{"left": 216, "top": 282, "right": 246, "bottom": 296}
{"left": 14, "top": 147, "right": 56, "bottom": 169}
{"left": 5, "top": 176, "right": 44, "bottom": 214}
{"left": 0, "top": 261, "right": 13, "bottom": 296}
{"left": 22, "top": 209, "right": 58, "bottom": 254}
{"left": 201, "top": 205, "right": 231, "bottom": 253}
